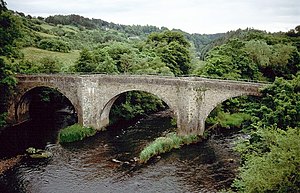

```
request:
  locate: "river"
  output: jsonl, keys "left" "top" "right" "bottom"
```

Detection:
{"left": 0, "top": 110, "right": 241, "bottom": 193}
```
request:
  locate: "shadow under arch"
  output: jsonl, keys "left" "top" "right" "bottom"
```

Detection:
{"left": 0, "top": 86, "right": 79, "bottom": 158}
{"left": 204, "top": 94, "right": 262, "bottom": 133}
{"left": 15, "top": 86, "right": 78, "bottom": 124}
{"left": 99, "top": 89, "right": 176, "bottom": 129}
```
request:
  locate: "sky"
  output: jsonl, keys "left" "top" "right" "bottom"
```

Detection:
{"left": 6, "top": 0, "right": 300, "bottom": 34}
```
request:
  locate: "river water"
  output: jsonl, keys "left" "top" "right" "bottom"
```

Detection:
{"left": 0, "top": 111, "right": 241, "bottom": 193}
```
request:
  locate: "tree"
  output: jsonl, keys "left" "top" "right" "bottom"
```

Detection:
{"left": 147, "top": 30, "right": 192, "bottom": 75}
{"left": 0, "top": 6, "right": 23, "bottom": 56}
{"left": 244, "top": 40, "right": 271, "bottom": 68}
{"left": 0, "top": 2, "right": 23, "bottom": 127}
{"left": 75, "top": 49, "right": 95, "bottom": 72}
{"left": 0, "top": 0, "right": 7, "bottom": 11}
{"left": 103, "top": 42, "right": 135, "bottom": 73}
{"left": 38, "top": 57, "right": 60, "bottom": 73}
{"left": 286, "top": 25, "right": 300, "bottom": 37}
{"left": 251, "top": 75, "right": 300, "bottom": 129}
{"left": 0, "top": 57, "right": 17, "bottom": 127}
{"left": 201, "top": 39, "right": 262, "bottom": 80}
{"left": 38, "top": 39, "right": 71, "bottom": 53}
{"left": 267, "top": 44, "right": 300, "bottom": 80}
{"left": 94, "top": 49, "right": 118, "bottom": 74}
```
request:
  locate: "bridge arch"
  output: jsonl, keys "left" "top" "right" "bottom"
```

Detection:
{"left": 99, "top": 88, "right": 177, "bottom": 129}
{"left": 201, "top": 90, "right": 262, "bottom": 134}
{"left": 10, "top": 85, "right": 80, "bottom": 124}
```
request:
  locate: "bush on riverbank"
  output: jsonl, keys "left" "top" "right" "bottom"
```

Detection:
{"left": 206, "top": 112, "right": 251, "bottom": 130}
{"left": 58, "top": 124, "right": 96, "bottom": 143}
{"left": 139, "top": 132, "right": 200, "bottom": 163}
{"left": 233, "top": 127, "right": 300, "bottom": 192}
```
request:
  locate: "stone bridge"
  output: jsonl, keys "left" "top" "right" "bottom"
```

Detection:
{"left": 7, "top": 74, "right": 266, "bottom": 136}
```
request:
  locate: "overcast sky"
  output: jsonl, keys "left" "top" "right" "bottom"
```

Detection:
{"left": 7, "top": 0, "right": 300, "bottom": 34}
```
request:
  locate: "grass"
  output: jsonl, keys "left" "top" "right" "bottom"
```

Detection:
{"left": 62, "top": 25, "right": 79, "bottom": 33}
{"left": 21, "top": 47, "right": 80, "bottom": 72}
{"left": 40, "top": 23, "right": 79, "bottom": 33}
{"left": 139, "top": 132, "right": 200, "bottom": 163}
{"left": 58, "top": 124, "right": 97, "bottom": 143}
{"left": 35, "top": 31, "right": 57, "bottom": 38}
{"left": 206, "top": 112, "right": 251, "bottom": 130}
{"left": 40, "top": 23, "right": 56, "bottom": 30}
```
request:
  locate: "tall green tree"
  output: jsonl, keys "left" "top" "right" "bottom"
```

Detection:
{"left": 251, "top": 75, "right": 300, "bottom": 129}
{"left": 201, "top": 39, "right": 262, "bottom": 80}
{"left": 0, "top": 4, "right": 22, "bottom": 57}
{"left": 75, "top": 49, "right": 95, "bottom": 72}
{"left": 147, "top": 30, "right": 192, "bottom": 75}
{"left": 0, "top": 1, "right": 22, "bottom": 127}
{"left": 94, "top": 49, "right": 118, "bottom": 74}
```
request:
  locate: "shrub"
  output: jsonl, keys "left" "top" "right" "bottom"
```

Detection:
{"left": 38, "top": 57, "right": 60, "bottom": 73}
{"left": 38, "top": 39, "right": 71, "bottom": 53}
{"left": 58, "top": 124, "right": 96, "bottom": 143}
{"left": 233, "top": 127, "right": 300, "bottom": 192}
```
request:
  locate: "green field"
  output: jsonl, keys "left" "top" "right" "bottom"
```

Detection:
{"left": 40, "top": 23, "right": 56, "bottom": 30}
{"left": 35, "top": 31, "right": 57, "bottom": 38}
{"left": 21, "top": 47, "right": 80, "bottom": 72}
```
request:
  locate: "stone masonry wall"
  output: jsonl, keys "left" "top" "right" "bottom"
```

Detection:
{"left": 8, "top": 74, "right": 266, "bottom": 136}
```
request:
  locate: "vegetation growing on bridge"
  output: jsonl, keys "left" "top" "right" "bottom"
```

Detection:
{"left": 58, "top": 124, "right": 96, "bottom": 143}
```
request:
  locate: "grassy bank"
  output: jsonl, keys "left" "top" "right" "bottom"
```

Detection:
{"left": 21, "top": 47, "right": 80, "bottom": 71}
{"left": 58, "top": 124, "right": 96, "bottom": 143}
{"left": 139, "top": 132, "right": 200, "bottom": 163}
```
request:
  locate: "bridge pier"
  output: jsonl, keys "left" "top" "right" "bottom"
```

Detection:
{"left": 176, "top": 85, "right": 205, "bottom": 136}
{"left": 80, "top": 78, "right": 102, "bottom": 130}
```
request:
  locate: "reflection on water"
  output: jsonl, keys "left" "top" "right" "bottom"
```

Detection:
{"left": 0, "top": 111, "right": 240, "bottom": 193}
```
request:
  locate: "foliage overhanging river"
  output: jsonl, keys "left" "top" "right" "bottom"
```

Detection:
{"left": 0, "top": 110, "right": 242, "bottom": 193}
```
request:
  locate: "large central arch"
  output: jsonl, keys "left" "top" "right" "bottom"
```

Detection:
{"left": 99, "top": 88, "right": 177, "bottom": 129}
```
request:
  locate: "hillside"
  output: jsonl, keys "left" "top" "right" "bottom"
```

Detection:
{"left": 15, "top": 12, "right": 223, "bottom": 56}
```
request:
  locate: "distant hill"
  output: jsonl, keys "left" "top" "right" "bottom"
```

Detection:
{"left": 42, "top": 14, "right": 224, "bottom": 56}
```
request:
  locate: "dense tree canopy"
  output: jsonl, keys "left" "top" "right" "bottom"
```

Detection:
{"left": 147, "top": 31, "right": 192, "bottom": 75}
{"left": 0, "top": 2, "right": 22, "bottom": 126}
{"left": 0, "top": 7, "right": 22, "bottom": 57}
{"left": 197, "top": 34, "right": 300, "bottom": 81}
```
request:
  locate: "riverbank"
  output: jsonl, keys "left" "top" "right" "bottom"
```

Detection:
{"left": 0, "top": 155, "right": 23, "bottom": 175}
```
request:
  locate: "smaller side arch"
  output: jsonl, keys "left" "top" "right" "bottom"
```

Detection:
{"left": 204, "top": 92, "right": 260, "bottom": 120}
{"left": 200, "top": 89, "right": 261, "bottom": 134}
{"left": 9, "top": 85, "right": 80, "bottom": 125}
